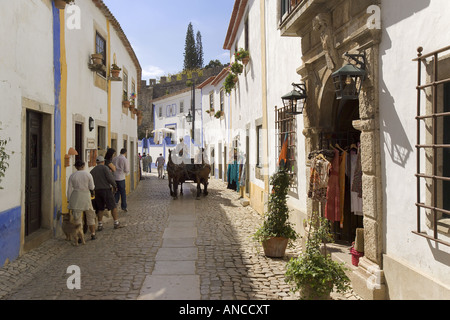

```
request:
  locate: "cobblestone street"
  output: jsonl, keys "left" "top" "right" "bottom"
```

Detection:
{"left": 0, "top": 173, "right": 361, "bottom": 301}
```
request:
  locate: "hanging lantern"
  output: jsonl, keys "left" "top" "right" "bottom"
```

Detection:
{"left": 281, "top": 83, "right": 307, "bottom": 115}
{"left": 332, "top": 52, "right": 367, "bottom": 100}
{"left": 186, "top": 110, "right": 193, "bottom": 123}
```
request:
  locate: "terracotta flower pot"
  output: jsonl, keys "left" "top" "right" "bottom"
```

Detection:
{"left": 111, "top": 69, "right": 120, "bottom": 78}
{"left": 242, "top": 57, "right": 250, "bottom": 66}
{"left": 300, "top": 282, "right": 332, "bottom": 300}
{"left": 122, "top": 101, "right": 130, "bottom": 108}
{"left": 262, "top": 237, "right": 289, "bottom": 258}
{"left": 91, "top": 53, "right": 103, "bottom": 65}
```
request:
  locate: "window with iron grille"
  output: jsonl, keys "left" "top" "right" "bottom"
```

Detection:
{"left": 275, "top": 105, "right": 297, "bottom": 191}
{"left": 414, "top": 45, "right": 450, "bottom": 247}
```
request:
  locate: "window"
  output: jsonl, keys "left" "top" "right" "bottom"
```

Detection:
{"left": 159, "top": 106, "right": 162, "bottom": 118}
{"left": 220, "top": 89, "right": 224, "bottom": 112}
{"left": 275, "top": 105, "right": 297, "bottom": 190}
{"left": 180, "top": 101, "right": 184, "bottom": 113}
{"left": 280, "top": 0, "right": 302, "bottom": 23}
{"left": 257, "top": 125, "right": 263, "bottom": 167}
{"left": 95, "top": 32, "right": 106, "bottom": 77}
{"left": 123, "top": 71, "right": 128, "bottom": 102}
{"left": 245, "top": 16, "right": 249, "bottom": 52}
{"left": 414, "top": 46, "right": 450, "bottom": 246}
{"left": 209, "top": 91, "right": 214, "bottom": 110}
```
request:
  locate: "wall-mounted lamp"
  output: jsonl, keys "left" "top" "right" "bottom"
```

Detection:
{"left": 281, "top": 83, "right": 308, "bottom": 115}
{"left": 89, "top": 117, "right": 95, "bottom": 132}
{"left": 332, "top": 52, "right": 367, "bottom": 100}
{"left": 186, "top": 111, "right": 193, "bottom": 123}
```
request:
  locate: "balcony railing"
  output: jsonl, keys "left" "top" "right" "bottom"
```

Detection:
{"left": 280, "top": 0, "right": 303, "bottom": 24}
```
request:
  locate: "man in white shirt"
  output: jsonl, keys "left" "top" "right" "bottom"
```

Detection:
{"left": 112, "top": 148, "right": 130, "bottom": 212}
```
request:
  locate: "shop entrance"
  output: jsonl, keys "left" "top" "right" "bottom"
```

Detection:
{"left": 319, "top": 98, "right": 364, "bottom": 243}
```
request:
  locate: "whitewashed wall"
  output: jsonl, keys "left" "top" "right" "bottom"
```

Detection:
{"left": 265, "top": 0, "right": 306, "bottom": 217}
{"left": 380, "top": 0, "right": 450, "bottom": 297}
{"left": 0, "top": 0, "right": 54, "bottom": 211}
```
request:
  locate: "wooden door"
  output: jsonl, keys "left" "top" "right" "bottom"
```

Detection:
{"left": 26, "top": 111, "right": 42, "bottom": 236}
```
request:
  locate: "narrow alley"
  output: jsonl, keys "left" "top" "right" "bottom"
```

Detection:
{"left": 0, "top": 173, "right": 361, "bottom": 301}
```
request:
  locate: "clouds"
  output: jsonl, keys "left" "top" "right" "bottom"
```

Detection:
{"left": 142, "top": 65, "right": 166, "bottom": 80}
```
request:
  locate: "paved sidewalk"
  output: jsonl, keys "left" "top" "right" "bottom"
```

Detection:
{"left": 0, "top": 173, "right": 362, "bottom": 300}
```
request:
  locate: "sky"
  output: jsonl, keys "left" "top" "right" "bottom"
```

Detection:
{"left": 103, "top": 0, "right": 236, "bottom": 82}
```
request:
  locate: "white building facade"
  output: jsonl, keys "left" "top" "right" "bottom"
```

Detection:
{"left": 224, "top": 0, "right": 450, "bottom": 299}
{"left": 0, "top": 0, "right": 141, "bottom": 266}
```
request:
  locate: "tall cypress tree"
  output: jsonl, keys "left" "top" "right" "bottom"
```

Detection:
{"left": 196, "top": 31, "right": 204, "bottom": 69}
{"left": 183, "top": 23, "right": 197, "bottom": 71}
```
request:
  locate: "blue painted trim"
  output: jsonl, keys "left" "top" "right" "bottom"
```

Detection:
{"left": 0, "top": 207, "right": 21, "bottom": 266}
{"left": 52, "top": 3, "right": 62, "bottom": 227}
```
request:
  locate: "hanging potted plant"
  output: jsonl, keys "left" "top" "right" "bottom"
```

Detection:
{"left": 235, "top": 48, "right": 250, "bottom": 66}
{"left": 230, "top": 61, "right": 244, "bottom": 75}
{"left": 224, "top": 73, "right": 237, "bottom": 94}
{"left": 54, "top": 0, "right": 74, "bottom": 10}
{"left": 285, "top": 213, "right": 351, "bottom": 300}
{"left": 111, "top": 64, "right": 121, "bottom": 78}
{"left": 253, "top": 169, "right": 298, "bottom": 258}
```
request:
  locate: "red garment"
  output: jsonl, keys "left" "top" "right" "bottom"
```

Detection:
{"left": 325, "top": 149, "right": 340, "bottom": 222}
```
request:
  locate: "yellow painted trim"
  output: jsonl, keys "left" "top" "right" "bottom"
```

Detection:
{"left": 60, "top": 10, "right": 68, "bottom": 213}
{"left": 260, "top": 0, "right": 269, "bottom": 194}
{"left": 107, "top": 20, "right": 112, "bottom": 144}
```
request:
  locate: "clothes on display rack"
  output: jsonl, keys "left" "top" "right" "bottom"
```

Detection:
{"left": 227, "top": 161, "right": 239, "bottom": 191}
{"left": 339, "top": 150, "right": 347, "bottom": 228}
{"left": 325, "top": 149, "right": 341, "bottom": 223}
{"left": 308, "top": 154, "right": 331, "bottom": 202}
{"left": 350, "top": 148, "right": 363, "bottom": 216}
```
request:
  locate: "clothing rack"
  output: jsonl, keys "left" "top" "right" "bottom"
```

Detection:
{"left": 319, "top": 131, "right": 361, "bottom": 151}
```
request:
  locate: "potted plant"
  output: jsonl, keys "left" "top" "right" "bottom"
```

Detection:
{"left": 224, "top": 73, "right": 237, "bottom": 94}
{"left": 285, "top": 213, "right": 351, "bottom": 300}
{"left": 54, "top": 0, "right": 74, "bottom": 10}
{"left": 235, "top": 48, "right": 250, "bottom": 65}
{"left": 253, "top": 169, "right": 298, "bottom": 258}
{"left": 214, "top": 110, "right": 224, "bottom": 119}
{"left": 122, "top": 92, "right": 130, "bottom": 108}
{"left": 111, "top": 64, "right": 121, "bottom": 78}
{"left": 91, "top": 53, "right": 103, "bottom": 65}
{"left": 230, "top": 61, "right": 244, "bottom": 75}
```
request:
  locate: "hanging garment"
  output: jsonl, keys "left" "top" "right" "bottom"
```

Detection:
{"left": 227, "top": 162, "right": 239, "bottom": 191}
{"left": 325, "top": 149, "right": 340, "bottom": 222}
{"left": 351, "top": 145, "right": 363, "bottom": 198}
{"left": 350, "top": 149, "right": 363, "bottom": 215}
{"left": 307, "top": 155, "right": 331, "bottom": 202}
{"left": 339, "top": 151, "right": 347, "bottom": 228}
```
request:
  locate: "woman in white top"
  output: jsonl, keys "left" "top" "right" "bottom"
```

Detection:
{"left": 67, "top": 160, "right": 97, "bottom": 240}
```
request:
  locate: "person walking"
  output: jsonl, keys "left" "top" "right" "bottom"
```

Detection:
{"left": 104, "top": 148, "right": 117, "bottom": 172}
{"left": 146, "top": 154, "right": 153, "bottom": 173}
{"left": 112, "top": 148, "right": 130, "bottom": 212}
{"left": 142, "top": 153, "right": 149, "bottom": 174}
{"left": 90, "top": 156, "right": 124, "bottom": 230}
{"left": 67, "top": 160, "right": 97, "bottom": 240}
{"left": 156, "top": 153, "right": 165, "bottom": 179}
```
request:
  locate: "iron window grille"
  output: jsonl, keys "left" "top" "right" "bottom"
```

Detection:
{"left": 414, "top": 45, "right": 450, "bottom": 247}
{"left": 275, "top": 105, "right": 297, "bottom": 192}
